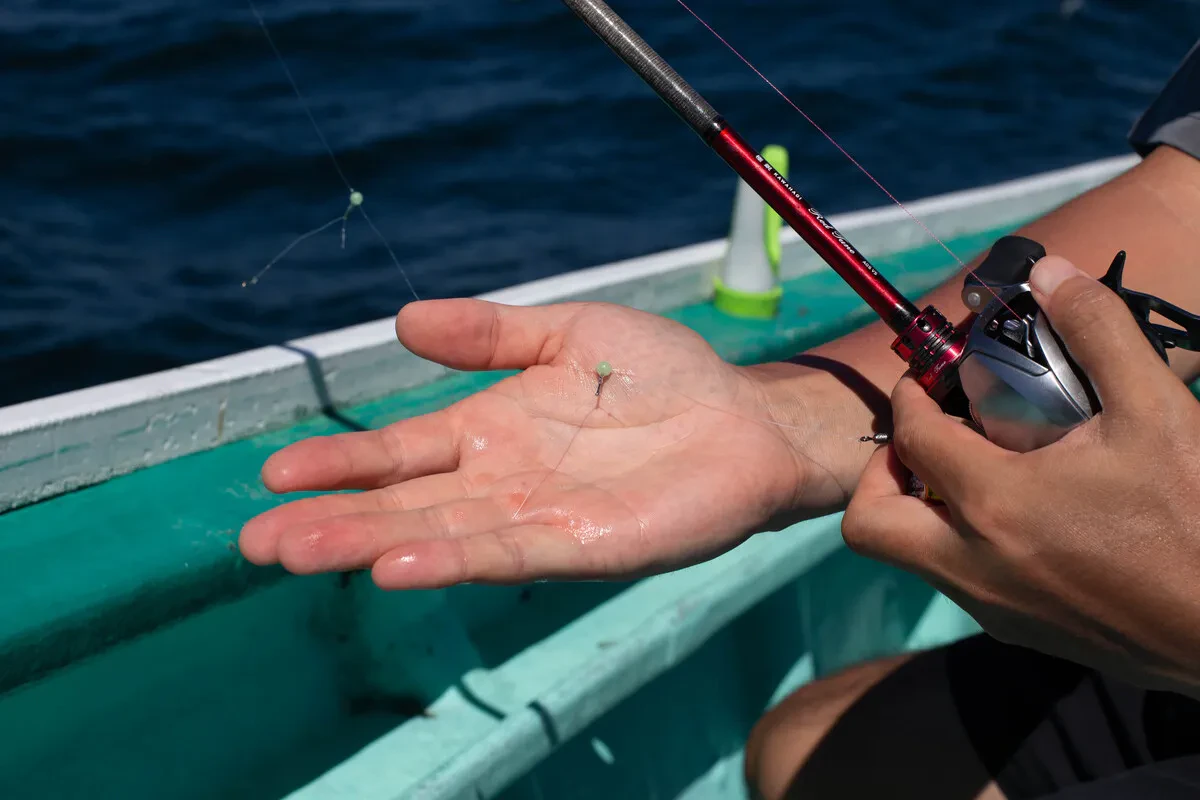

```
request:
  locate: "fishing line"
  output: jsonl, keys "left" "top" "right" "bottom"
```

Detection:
{"left": 243, "top": 214, "right": 345, "bottom": 287}
{"left": 514, "top": 393, "right": 602, "bottom": 518}
{"left": 240, "top": 0, "right": 957, "bottom": 520}
{"left": 672, "top": 0, "right": 967, "bottom": 269}
{"left": 515, "top": 3, "right": 997, "bottom": 518}
{"left": 671, "top": 0, "right": 1022, "bottom": 319}
{"left": 510, "top": 362, "right": 858, "bottom": 522}
{"left": 245, "top": 0, "right": 420, "bottom": 300}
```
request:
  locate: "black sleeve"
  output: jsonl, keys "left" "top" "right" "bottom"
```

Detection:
{"left": 1128, "top": 40, "right": 1200, "bottom": 161}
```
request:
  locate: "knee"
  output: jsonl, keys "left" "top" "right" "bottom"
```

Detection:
{"left": 745, "top": 704, "right": 808, "bottom": 800}
{"left": 744, "top": 685, "right": 838, "bottom": 800}
{"left": 744, "top": 654, "right": 910, "bottom": 800}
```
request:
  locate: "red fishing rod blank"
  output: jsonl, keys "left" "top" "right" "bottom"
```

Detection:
{"left": 559, "top": 0, "right": 967, "bottom": 400}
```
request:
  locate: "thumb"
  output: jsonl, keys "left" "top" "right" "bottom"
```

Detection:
{"left": 1029, "top": 255, "right": 1174, "bottom": 410}
{"left": 395, "top": 299, "right": 583, "bottom": 371}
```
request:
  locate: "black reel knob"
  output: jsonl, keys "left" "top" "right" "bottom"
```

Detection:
{"left": 964, "top": 236, "right": 1200, "bottom": 367}
{"left": 974, "top": 236, "right": 1046, "bottom": 287}
{"left": 961, "top": 236, "right": 1045, "bottom": 313}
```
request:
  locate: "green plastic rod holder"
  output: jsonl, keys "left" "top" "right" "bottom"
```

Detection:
{"left": 713, "top": 144, "right": 787, "bottom": 320}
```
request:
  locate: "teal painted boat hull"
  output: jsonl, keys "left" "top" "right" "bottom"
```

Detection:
{"left": 1, "top": 230, "right": 987, "bottom": 799}
{"left": 0, "top": 525, "right": 978, "bottom": 800}
{"left": 4, "top": 156, "right": 1181, "bottom": 799}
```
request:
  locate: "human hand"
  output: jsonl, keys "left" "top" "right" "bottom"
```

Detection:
{"left": 240, "top": 299, "right": 855, "bottom": 590}
{"left": 842, "top": 256, "right": 1200, "bottom": 696}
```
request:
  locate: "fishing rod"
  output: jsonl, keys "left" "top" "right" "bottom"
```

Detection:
{"left": 560, "top": 0, "right": 1200, "bottom": 468}
{"left": 560, "top": 0, "right": 960, "bottom": 398}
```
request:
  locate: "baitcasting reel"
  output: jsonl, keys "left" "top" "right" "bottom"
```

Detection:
{"left": 954, "top": 235, "right": 1200, "bottom": 453}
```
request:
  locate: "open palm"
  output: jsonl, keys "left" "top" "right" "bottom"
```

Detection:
{"left": 240, "top": 299, "right": 838, "bottom": 589}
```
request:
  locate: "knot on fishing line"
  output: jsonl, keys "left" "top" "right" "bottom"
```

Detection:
{"left": 244, "top": 1, "right": 420, "bottom": 300}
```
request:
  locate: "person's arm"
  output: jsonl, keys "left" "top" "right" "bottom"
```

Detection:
{"left": 842, "top": 256, "right": 1200, "bottom": 698}
{"left": 832, "top": 143, "right": 1200, "bottom": 382}
{"left": 762, "top": 39, "right": 1200, "bottom": 492}
{"left": 240, "top": 43, "right": 1200, "bottom": 591}
{"left": 828, "top": 44, "right": 1200, "bottom": 693}
{"left": 758, "top": 143, "right": 1200, "bottom": 497}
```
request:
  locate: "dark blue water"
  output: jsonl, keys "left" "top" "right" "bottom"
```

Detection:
{"left": 1, "top": 1, "right": 1196, "bottom": 407}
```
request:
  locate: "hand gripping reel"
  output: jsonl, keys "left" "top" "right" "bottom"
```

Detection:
{"left": 954, "top": 236, "right": 1200, "bottom": 454}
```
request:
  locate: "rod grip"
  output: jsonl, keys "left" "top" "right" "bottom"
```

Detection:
{"left": 561, "top": 0, "right": 721, "bottom": 137}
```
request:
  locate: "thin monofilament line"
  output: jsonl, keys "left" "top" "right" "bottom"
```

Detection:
{"left": 361, "top": 208, "right": 421, "bottom": 301}
{"left": 672, "top": 0, "right": 965, "bottom": 269}
{"left": 246, "top": 0, "right": 421, "bottom": 299}
{"left": 514, "top": 402, "right": 598, "bottom": 519}
{"left": 672, "top": 0, "right": 1023, "bottom": 319}
{"left": 244, "top": 215, "right": 343, "bottom": 287}
{"left": 247, "top": 0, "right": 351, "bottom": 190}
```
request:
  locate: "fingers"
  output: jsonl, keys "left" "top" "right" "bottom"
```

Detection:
{"left": 261, "top": 409, "right": 459, "bottom": 493}
{"left": 842, "top": 444, "right": 961, "bottom": 578}
{"left": 395, "top": 299, "right": 585, "bottom": 371}
{"left": 889, "top": 377, "right": 1008, "bottom": 502}
{"left": 272, "top": 498, "right": 515, "bottom": 575}
{"left": 239, "top": 472, "right": 470, "bottom": 565}
{"left": 272, "top": 500, "right": 614, "bottom": 588}
{"left": 255, "top": 493, "right": 628, "bottom": 588}
{"left": 371, "top": 526, "right": 596, "bottom": 590}
{"left": 1029, "top": 255, "right": 1177, "bottom": 409}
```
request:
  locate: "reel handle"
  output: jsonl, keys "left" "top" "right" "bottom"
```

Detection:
{"left": 903, "top": 236, "right": 1200, "bottom": 501}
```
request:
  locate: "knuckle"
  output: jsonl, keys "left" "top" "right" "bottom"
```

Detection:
{"left": 449, "top": 537, "right": 472, "bottom": 584}
{"left": 1145, "top": 384, "right": 1197, "bottom": 430}
{"left": 487, "top": 307, "right": 503, "bottom": 368}
{"left": 420, "top": 505, "right": 451, "bottom": 540}
{"left": 1105, "top": 384, "right": 1191, "bottom": 445}
{"left": 496, "top": 531, "right": 528, "bottom": 580}
{"left": 840, "top": 504, "right": 877, "bottom": 556}
{"left": 378, "top": 487, "right": 410, "bottom": 512}
{"left": 960, "top": 485, "right": 1011, "bottom": 533}
{"left": 380, "top": 427, "right": 408, "bottom": 478}
{"left": 331, "top": 434, "right": 360, "bottom": 477}
{"left": 1055, "top": 283, "right": 1117, "bottom": 334}
{"left": 891, "top": 419, "right": 929, "bottom": 468}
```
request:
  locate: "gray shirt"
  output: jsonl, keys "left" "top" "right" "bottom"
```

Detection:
{"left": 1129, "top": 40, "right": 1200, "bottom": 160}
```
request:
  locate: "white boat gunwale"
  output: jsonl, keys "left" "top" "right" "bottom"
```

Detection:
{"left": 0, "top": 154, "right": 1137, "bottom": 513}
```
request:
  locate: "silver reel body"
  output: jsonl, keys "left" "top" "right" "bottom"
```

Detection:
{"left": 958, "top": 281, "right": 1097, "bottom": 453}
{"left": 954, "top": 235, "right": 1197, "bottom": 454}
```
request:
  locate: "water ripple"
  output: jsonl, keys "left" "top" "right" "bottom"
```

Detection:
{"left": 0, "top": 0, "right": 1196, "bottom": 405}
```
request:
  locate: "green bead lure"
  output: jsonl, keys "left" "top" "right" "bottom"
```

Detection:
{"left": 595, "top": 362, "right": 612, "bottom": 395}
